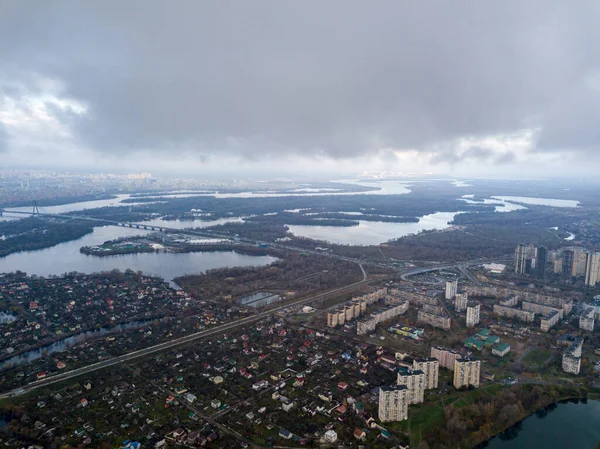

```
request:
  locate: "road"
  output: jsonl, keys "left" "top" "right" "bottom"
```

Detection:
{"left": 0, "top": 275, "right": 381, "bottom": 399}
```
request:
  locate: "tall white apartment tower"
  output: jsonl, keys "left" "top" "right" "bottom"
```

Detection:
{"left": 445, "top": 280, "right": 458, "bottom": 300}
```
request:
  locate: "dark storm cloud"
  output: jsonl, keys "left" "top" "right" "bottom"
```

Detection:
{"left": 2, "top": 1, "right": 600, "bottom": 160}
{"left": 0, "top": 123, "right": 7, "bottom": 153}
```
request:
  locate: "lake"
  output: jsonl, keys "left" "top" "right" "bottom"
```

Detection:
{"left": 491, "top": 196, "right": 580, "bottom": 208}
{"left": 0, "top": 226, "right": 277, "bottom": 287}
{"left": 481, "top": 399, "right": 600, "bottom": 449}
{"left": 286, "top": 211, "right": 463, "bottom": 245}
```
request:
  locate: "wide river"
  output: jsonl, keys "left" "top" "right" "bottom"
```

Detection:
{"left": 0, "top": 226, "right": 277, "bottom": 288}
{"left": 481, "top": 399, "right": 600, "bottom": 449}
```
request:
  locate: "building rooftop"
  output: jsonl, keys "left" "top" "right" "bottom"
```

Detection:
{"left": 380, "top": 385, "right": 408, "bottom": 392}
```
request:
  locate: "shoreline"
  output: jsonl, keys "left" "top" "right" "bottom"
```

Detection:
{"left": 472, "top": 394, "right": 595, "bottom": 448}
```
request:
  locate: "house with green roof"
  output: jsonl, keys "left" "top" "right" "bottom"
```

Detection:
{"left": 492, "top": 343, "right": 511, "bottom": 357}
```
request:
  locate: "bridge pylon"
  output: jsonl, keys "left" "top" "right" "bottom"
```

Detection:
{"left": 32, "top": 200, "right": 41, "bottom": 217}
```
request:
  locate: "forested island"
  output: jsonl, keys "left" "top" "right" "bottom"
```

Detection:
{"left": 0, "top": 218, "right": 95, "bottom": 257}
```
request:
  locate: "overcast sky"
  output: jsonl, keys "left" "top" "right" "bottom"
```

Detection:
{"left": 1, "top": 1, "right": 600, "bottom": 179}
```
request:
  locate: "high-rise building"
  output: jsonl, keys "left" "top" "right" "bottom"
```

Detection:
{"left": 585, "top": 252, "right": 600, "bottom": 287}
{"left": 466, "top": 302, "right": 480, "bottom": 328}
{"left": 574, "top": 249, "right": 588, "bottom": 277}
{"left": 536, "top": 246, "right": 548, "bottom": 280}
{"left": 430, "top": 346, "right": 462, "bottom": 370}
{"left": 396, "top": 368, "right": 425, "bottom": 404}
{"left": 378, "top": 385, "right": 409, "bottom": 422}
{"left": 453, "top": 358, "right": 481, "bottom": 389}
{"left": 455, "top": 293, "right": 468, "bottom": 312}
{"left": 562, "top": 250, "right": 575, "bottom": 283}
{"left": 515, "top": 244, "right": 527, "bottom": 274}
{"left": 580, "top": 306, "right": 595, "bottom": 331}
{"left": 412, "top": 358, "right": 439, "bottom": 390}
{"left": 445, "top": 280, "right": 458, "bottom": 300}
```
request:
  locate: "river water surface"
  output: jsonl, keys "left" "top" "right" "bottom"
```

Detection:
{"left": 0, "top": 226, "right": 277, "bottom": 287}
{"left": 481, "top": 399, "right": 600, "bottom": 449}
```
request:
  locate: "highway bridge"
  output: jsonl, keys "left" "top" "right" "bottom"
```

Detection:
{"left": 0, "top": 208, "right": 232, "bottom": 240}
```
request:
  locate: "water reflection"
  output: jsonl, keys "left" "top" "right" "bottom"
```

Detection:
{"left": 0, "top": 226, "right": 277, "bottom": 287}
{"left": 287, "top": 211, "right": 463, "bottom": 245}
{"left": 0, "top": 319, "right": 159, "bottom": 370}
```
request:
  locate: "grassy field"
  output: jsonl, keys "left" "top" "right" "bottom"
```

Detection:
{"left": 522, "top": 348, "right": 552, "bottom": 368}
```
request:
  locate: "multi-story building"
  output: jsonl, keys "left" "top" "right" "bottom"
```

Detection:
{"left": 430, "top": 346, "right": 462, "bottom": 371}
{"left": 455, "top": 293, "right": 468, "bottom": 312}
{"left": 521, "top": 301, "right": 564, "bottom": 319}
{"left": 515, "top": 244, "right": 527, "bottom": 274}
{"left": 493, "top": 304, "right": 535, "bottom": 323}
{"left": 445, "top": 280, "right": 458, "bottom": 300}
{"left": 453, "top": 358, "right": 481, "bottom": 389}
{"left": 536, "top": 246, "right": 548, "bottom": 280}
{"left": 574, "top": 249, "right": 588, "bottom": 277}
{"left": 417, "top": 309, "right": 451, "bottom": 330}
{"left": 327, "top": 308, "right": 346, "bottom": 327}
{"left": 356, "top": 301, "right": 409, "bottom": 335}
{"left": 466, "top": 302, "right": 480, "bottom": 328}
{"left": 585, "top": 252, "right": 600, "bottom": 287}
{"left": 378, "top": 385, "right": 409, "bottom": 422}
{"left": 396, "top": 368, "right": 425, "bottom": 404}
{"left": 412, "top": 358, "right": 439, "bottom": 390}
{"left": 580, "top": 306, "right": 595, "bottom": 331}
{"left": 540, "top": 311, "right": 560, "bottom": 332}
{"left": 562, "top": 337, "right": 583, "bottom": 375}
{"left": 562, "top": 249, "right": 575, "bottom": 283}
{"left": 499, "top": 295, "right": 519, "bottom": 308}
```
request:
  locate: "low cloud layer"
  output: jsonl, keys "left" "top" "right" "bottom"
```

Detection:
{"left": 1, "top": 1, "right": 600, "bottom": 175}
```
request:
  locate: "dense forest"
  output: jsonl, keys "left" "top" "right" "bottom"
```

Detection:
{"left": 176, "top": 251, "right": 365, "bottom": 299}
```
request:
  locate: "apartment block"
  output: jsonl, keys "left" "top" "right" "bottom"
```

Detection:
{"left": 417, "top": 308, "right": 451, "bottom": 330}
{"left": 580, "top": 306, "right": 595, "bottom": 332}
{"left": 396, "top": 368, "right": 425, "bottom": 404}
{"left": 521, "top": 301, "right": 564, "bottom": 319}
{"left": 540, "top": 311, "right": 560, "bottom": 332}
{"left": 493, "top": 304, "right": 535, "bottom": 323}
{"left": 453, "top": 358, "right": 481, "bottom": 389}
{"left": 412, "top": 358, "right": 439, "bottom": 390}
{"left": 378, "top": 385, "right": 409, "bottom": 422}
{"left": 356, "top": 301, "right": 409, "bottom": 335}
{"left": 454, "top": 293, "right": 468, "bottom": 312}
{"left": 562, "top": 337, "right": 583, "bottom": 375}
{"left": 466, "top": 302, "right": 480, "bottom": 328}
{"left": 430, "top": 346, "right": 462, "bottom": 371}
{"left": 445, "top": 280, "right": 458, "bottom": 300}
